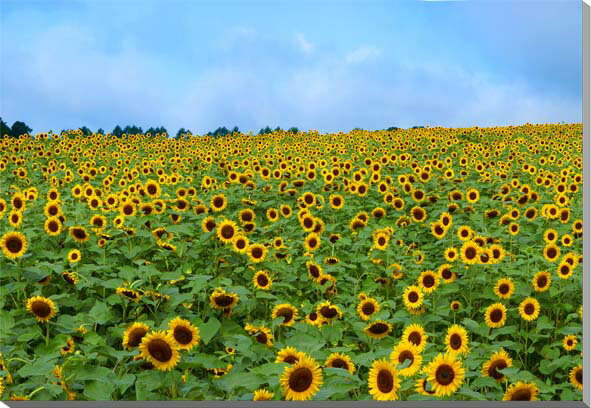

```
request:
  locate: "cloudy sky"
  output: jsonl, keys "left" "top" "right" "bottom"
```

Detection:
{"left": 0, "top": 0, "right": 583, "bottom": 134}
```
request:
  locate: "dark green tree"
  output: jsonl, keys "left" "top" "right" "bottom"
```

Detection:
{"left": 11, "top": 121, "right": 32, "bottom": 137}
{"left": 79, "top": 126, "right": 92, "bottom": 136}
{"left": 112, "top": 125, "right": 123, "bottom": 137}
{"left": 0, "top": 118, "right": 11, "bottom": 137}
{"left": 97, "top": 128, "right": 104, "bottom": 134}
{"left": 288, "top": 127, "right": 299, "bottom": 134}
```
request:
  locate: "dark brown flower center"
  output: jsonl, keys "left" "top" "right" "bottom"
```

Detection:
{"left": 214, "top": 295, "right": 234, "bottom": 307}
{"left": 284, "top": 355, "right": 299, "bottom": 364}
{"left": 537, "top": 275, "right": 548, "bottom": 287}
{"left": 320, "top": 306, "right": 338, "bottom": 319}
{"left": 510, "top": 388, "right": 532, "bottom": 401}
{"left": 450, "top": 333, "right": 462, "bottom": 349}
{"left": 32, "top": 300, "right": 51, "bottom": 317}
{"left": 488, "top": 359, "right": 507, "bottom": 379}
{"left": 148, "top": 339, "right": 173, "bottom": 362}
{"left": 408, "top": 331, "right": 421, "bottom": 346}
{"left": 490, "top": 309, "right": 503, "bottom": 323}
{"left": 398, "top": 350, "right": 414, "bottom": 365}
{"left": 288, "top": 367, "right": 313, "bottom": 392}
{"left": 524, "top": 303, "right": 535, "bottom": 315}
{"left": 369, "top": 323, "right": 389, "bottom": 335}
{"left": 499, "top": 284, "right": 510, "bottom": 295}
{"left": 575, "top": 368, "right": 583, "bottom": 384}
{"left": 376, "top": 369, "right": 394, "bottom": 393}
{"left": 423, "top": 275, "right": 435, "bottom": 288}
{"left": 173, "top": 326, "right": 193, "bottom": 345}
{"left": 257, "top": 274, "right": 269, "bottom": 287}
{"left": 276, "top": 308, "right": 294, "bottom": 323}
{"left": 435, "top": 364, "right": 455, "bottom": 386}
{"left": 362, "top": 302, "right": 375, "bottom": 315}
{"left": 330, "top": 358, "right": 348, "bottom": 369}
{"left": 6, "top": 236, "right": 23, "bottom": 253}
{"left": 408, "top": 292, "right": 419, "bottom": 303}
{"left": 128, "top": 328, "right": 148, "bottom": 347}
{"left": 221, "top": 225, "right": 235, "bottom": 239}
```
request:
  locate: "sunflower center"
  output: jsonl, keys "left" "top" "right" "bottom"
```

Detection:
{"left": 276, "top": 308, "right": 294, "bottom": 323}
{"left": 499, "top": 284, "right": 509, "bottom": 295}
{"left": 72, "top": 228, "right": 87, "bottom": 239}
{"left": 488, "top": 359, "right": 507, "bottom": 379}
{"left": 361, "top": 302, "right": 375, "bottom": 315}
{"left": 214, "top": 295, "right": 234, "bottom": 307}
{"left": 435, "top": 364, "right": 455, "bottom": 386}
{"left": 490, "top": 309, "right": 503, "bottom": 323}
{"left": 423, "top": 275, "right": 435, "bottom": 288}
{"left": 213, "top": 197, "right": 224, "bottom": 207}
{"left": 48, "top": 221, "right": 59, "bottom": 232}
{"left": 252, "top": 247, "right": 263, "bottom": 258}
{"left": 173, "top": 327, "right": 193, "bottom": 345}
{"left": 236, "top": 239, "right": 246, "bottom": 249}
{"left": 221, "top": 225, "right": 235, "bottom": 239}
{"left": 32, "top": 300, "right": 51, "bottom": 317}
{"left": 575, "top": 369, "right": 583, "bottom": 384}
{"left": 547, "top": 247, "right": 557, "bottom": 258}
{"left": 128, "top": 328, "right": 148, "bottom": 347}
{"left": 257, "top": 274, "right": 269, "bottom": 286}
{"left": 309, "top": 265, "right": 320, "bottom": 278}
{"left": 408, "top": 331, "right": 422, "bottom": 346}
{"left": 376, "top": 369, "right": 394, "bottom": 393}
{"left": 289, "top": 367, "right": 313, "bottom": 392}
{"left": 147, "top": 185, "right": 157, "bottom": 195}
{"left": 524, "top": 303, "right": 535, "bottom": 315}
{"left": 284, "top": 355, "right": 299, "bottom": 364}
{"left": 331, "top": 358, "right": 348, "bottom": 369}
{"left": 320, "top": 306, "right": 338, "bottom": 319}
{"left": 408, "top": 292, "right": 419, "bottom": 303}
{"left": 398, "top": 350, "right": 414, "bottom": 365}
{"left": 147, "top": 339, "right": 173, "bottom": 362}
{"left": 369, "top": 323, "right": 389, "bottom": 334}
{"left": 465, "top": 247, "right": 477, "bottom": 259}
{"left": 537, "top": 275, "right": 547, "bottom": 287}
{"left": 441, "top": 269, "right": 452, "bottom": 279}
{"left": 450, "top": 333, "right": 462, "bottom": 349}
{"left": 6, "top": 236, "right": 23, "bottom": 253}
{"left": 255, "top": 332, "right": 268, "bottom": 344}
{"left": 510, "top": 389, "right": 532, "bottom": 401}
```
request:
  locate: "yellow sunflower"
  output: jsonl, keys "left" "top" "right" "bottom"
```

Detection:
{"left": 423, "top": 353, "right": 465, "bottom": 397}
{"left": 481, "top": 348, "right": 512, "bottom": 382}
{"left": 325, "top": 353, "right": 355, "bottom": 374}
{"left": 484, "top": 303, "right": 507, "bottom": 328}
{"left": 367, "top": 359, "right": 400, "bottom": 401}
{"left": 389, "top": 342, "right": 422, "bottom": 376}
{"left": 122, "top": 322, "right": 150, "bottom": 349}
{"left": 168, "top": 317, "right": 200, "bottom": 351}
{"left": 445, "top": 325, "right": 470, "bottom": 356}
{"left": 518, "top": 297, "right": 540, "bottom": 321}
{"left": 503, "top": 382, "right": 539, "bottom": 401}
{"left": 138, "top": 331, "right": 180, "bottom": 371}
{"left": 26, "top": 296, "right": 57, "bottom": 322}
{"left": 271, "top": 303, "right": 298, "bottom": 327}
{"left": 357, "top": 297, "right": 380, "bottom": 321}
{"left": 569, "top": 365, "right": 583, "bottom": 391}
{"left": 280, "top": 354, "right": 323, "bottom": 401}
{"left": 1, "top": 231, "right": 27, "bottom": 259}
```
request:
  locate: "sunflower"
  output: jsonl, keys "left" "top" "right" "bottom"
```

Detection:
{"left": 210, "top": 288, "right": 239, "bottom": 310}
{"left": 466, "top": 188, "right": 480, "bottom": 203}
{"left": 445, "top": 325, "right": 470, "bottom": 356}
{"left": 306, "top": 261, "right": 323, "bottom": 282}
{"left": 210, "top": 193, "right": 227, "bottom": 212}
{"left": 216, "top": 220, "right": 238, "bottom": 244}
{"left": 424, "top": 353, "right": 465, "bottom": 397}
{"left": 543, "top": 228, "right": 558, "bottom": 243}
{"left": 389, "top": 342, "right": 422, "bottom": 376}
{"left": 116, "top": 287, "right": 142, "bottom": 303}
{"left": 253, "top": 270, "right": 272, "bottom": 290}
{"left": 364, "top": 320, "right": 393, "bottom": 340}
{"left": 26, "top": 296, "right": 57, "bottom": 322}
{"left": 481, "top": 348, "right": 512, "bottom": 382}
{"left": 518, "top": 297, "right": 540, "bottom": 321}
{"left": 67, "top": 249, "right": 81, "bottom": 263}
{"left": 457, "top": 226, "right": 473, "bottom": 241}
{"left": 276, "top": 346, "right": 305, "bottom": 364}
{"left": 503, "top": 382, "right": 539, "bottom": 401}
{"left": 357, "top": 297, "right": 380, "bottom": 321}
{"left": 303, "top": 232, "right": 321, "bottom": 252}
{"left": 402, "top": 285, "right": 424, "bottom": 310}
{"left": 438, "top": 264, "right": 455, "bottom": 283}
{"left": 557, "top": 261, "right": 574, "bottom": 279}
{"left": 444, "top": 247, "right": 459, "bottom": 262}
{"left": 368, "top": 359, "right": 400, "bottom": 401}
{"left": 563, "top": 334, "right": 577, "bottom": 351}
{"left": 569, "top": 365, "right": 583, "bottom": 391}
{"left": 450, "top": 300, "right": 461, "bottom": 312}
{"left": 253, "top": 389, "right": 274, "bottom": 401}
{"left": 1, "top": 231, "right": 27, "bottom": 259}
{"left": 373, "top": 232, "right": 390, "bottom": 250}
{"left": 61, "top": 271, "right": 79, "bottom": 285}
{"left": 69, "top": 226, "right": 90, "bottom": 243}
{"left": 272, "top": 303, "right": 298, "bottom": 326}
{"left": 543, "top": 243, "right": 561, "bottom": 262}
{"left": 460, "top": 241, "right": 480, "bottom": 264}
{"left": 316, "top": 301, "right": 342, "bottom": 322}
{"left": 410, "top": 206, "right": 427, "bottom": 222}
{"left": 44, "top": 217, "right": 63, "bottom": 236}
{"left": 247, "top": 325, "right": 274, "bottom": 347}
{"left": 415, "top": 377, "right": 437, "bottom": 396}
{"left": 402, "top": 324, "right": 428, "bottom": 352}
{"left": 325, "top": 353, "right": 355, "bottom": 374}
{"left": 167, "top": 317, "right": 200, "bottom": 351}
{"left": 247, "top": 243, "right": 268, "bottom": 263}
{"left": 484, "top": 303, "right": 507, "bottom": 328}
{"left": 280, "top": 354, "right": 323, "bottom": 401}
{"left": 144, "top": 180, "right": 161, "bottom": 198}
{"left": 122, "top": 322, "right": 150, "bottom": 349}
{"left": 139, "top": 331, "right": 180, "bottom": 371}
{"left": 201, "top": 216, "right": 216, "bottom": 233}
{"left": 418, "top": 270, "right": 439, "bottom": 294}
{"left": 493, "top": 278, "right": 515, "bottom": 299}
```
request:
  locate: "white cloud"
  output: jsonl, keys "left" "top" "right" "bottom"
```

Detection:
{"left": 294, "top": 32, "right": 314, "bottom": 55}
{"left": 345, "top": 45, "right": 382, "bottom": 64}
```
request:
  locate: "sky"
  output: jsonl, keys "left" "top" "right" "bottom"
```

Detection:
{"left": 0, "top": 0, "right": 583, "bottom": 134}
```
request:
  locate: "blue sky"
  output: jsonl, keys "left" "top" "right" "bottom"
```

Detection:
{"left": 0, "top": 0, "right": 582, "bottom": 134}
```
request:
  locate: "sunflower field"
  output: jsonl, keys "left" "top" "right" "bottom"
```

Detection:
{"left": 0, "top": 124, "right": 583, "bottom": 401}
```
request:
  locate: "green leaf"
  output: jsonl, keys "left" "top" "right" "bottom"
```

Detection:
{"left": 200, "top": 317, "right": 221, "bottom": 345}
{"left": 83, "top": 380, "right": 116, "bottom": 400}
{"left": 88, "top": 302, "right": 113, "bottom": 325}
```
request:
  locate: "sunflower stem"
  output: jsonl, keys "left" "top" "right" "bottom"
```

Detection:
{"left": 45, "top": 322, "right": 50, "bottom": 346}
